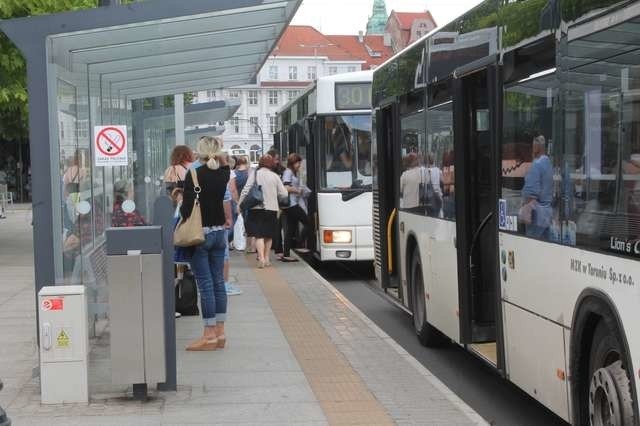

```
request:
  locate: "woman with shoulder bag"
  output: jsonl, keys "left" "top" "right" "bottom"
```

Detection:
{"left": 238, "top": 154, "right": 288, "bottom": 269}
{"left": 179, "top": 136, "right": 231, "bottom": 351}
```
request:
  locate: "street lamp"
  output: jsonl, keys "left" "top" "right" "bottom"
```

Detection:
{"left": 232, "top": 117, "right": 265, "bottom": 155}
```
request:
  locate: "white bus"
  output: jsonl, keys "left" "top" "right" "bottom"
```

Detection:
{"left": 372, "top": 1, "right": 640, "bottom": 424}
{"left": 276, "top": 71, "right": 374, "bottom": 261}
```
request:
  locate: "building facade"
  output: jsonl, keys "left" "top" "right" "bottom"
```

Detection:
{"left": 192, "top": 25, "right": 392, "bottom": 151}
{"left": 385, "top": 11, "right": 437, "bottom": 53}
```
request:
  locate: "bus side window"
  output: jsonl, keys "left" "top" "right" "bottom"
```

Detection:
{"left": 502, "top": 75, "right": 558, "bottom": 241}
{"left": 564, "top": 60, "right": 640, "bottom": 254}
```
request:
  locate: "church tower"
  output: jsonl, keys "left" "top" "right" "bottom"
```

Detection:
{"left": 366, "top": 0, "right": 388, "bottom": 35}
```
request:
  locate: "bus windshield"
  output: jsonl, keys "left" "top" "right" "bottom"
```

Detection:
{"left": 319, "top": 115, "right": 372, "bottom": 191}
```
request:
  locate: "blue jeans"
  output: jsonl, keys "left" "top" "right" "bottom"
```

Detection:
{"left": 189, "top": 230, "right": 227, "bottom": 326}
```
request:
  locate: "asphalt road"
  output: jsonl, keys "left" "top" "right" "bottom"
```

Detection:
{"left": 312, "top": 260, "right": 569, "bottom": 426}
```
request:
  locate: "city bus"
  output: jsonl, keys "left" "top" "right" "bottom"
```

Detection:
{"left": 372, "top": 1, "right": 640, "bottom": 424}
{"left": 276, "top": 71, "right": 374, "bottom": 261}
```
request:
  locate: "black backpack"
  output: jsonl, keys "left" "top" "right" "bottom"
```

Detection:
{"left": 175, "top": 270, "right": 199, "bottom": 316}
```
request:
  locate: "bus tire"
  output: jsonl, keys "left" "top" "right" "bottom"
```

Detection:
{"left": 410, "top": 250, "right": 439, "bottom": 347}
{"left": 587, "top": 320, "right": 635, "bottom": 426}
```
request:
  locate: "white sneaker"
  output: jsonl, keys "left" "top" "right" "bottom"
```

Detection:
{"left": 175, "top": 312, "right": 182, "bottom": 318}
{"left": 225, "top": 282, "right": 243, "bottom": 296}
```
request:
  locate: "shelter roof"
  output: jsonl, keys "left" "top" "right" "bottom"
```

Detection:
{"left": 0, "top": 0, "right": 302, "bottom": 99}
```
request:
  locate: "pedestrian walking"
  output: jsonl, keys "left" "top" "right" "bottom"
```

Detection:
{"left": 267, "top": 149, "right": 286, "bottom": 258}
{"left": 238, "top": 154, "right": 288, "bottom": 269}
{"left": 180, "top": 136, "right": 230, "bottom": 351}
{"left": 231, "top": 156, "right": 254, "bottom": 253}
{"left": 281, "top": 153, "right": 311, "bottom": 262}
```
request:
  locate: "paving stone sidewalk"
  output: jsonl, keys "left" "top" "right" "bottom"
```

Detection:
{"left": 0, "top": 209, "right": 487, "bottom": 425}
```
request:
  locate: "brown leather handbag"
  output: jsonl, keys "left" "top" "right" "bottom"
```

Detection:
{"left": 173, "top": 169, "right": 205, "bottom": 247}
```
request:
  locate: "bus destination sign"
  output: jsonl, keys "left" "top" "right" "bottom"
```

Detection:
{"left": 335, "top": 83, "right": 372, "bottom": 110}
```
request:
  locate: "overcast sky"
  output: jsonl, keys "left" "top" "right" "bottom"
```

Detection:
{"left": 290, "top": 0, "right": 484, "bottom": 35}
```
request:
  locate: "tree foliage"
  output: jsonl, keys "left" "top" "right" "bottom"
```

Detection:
{"left": 0, "top": 0, "right": 137, "bottom": 142}
{"left": 0, "top": 1, "right": 99, "bottom": 142}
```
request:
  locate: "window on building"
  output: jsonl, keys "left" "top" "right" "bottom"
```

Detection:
{"left": 416, "top": 31, "right": 422, "bottom": 38}
{"left": 329, "top": 66, "right": 338, "bottom": 75}
{"left": 307, "top": 66, "right": 317, "bottom": 80}
{"left": 287, "top": 90, "right": 300, "bottom": 102}
{"left": 230, "top": 117, "right": 240, "bottom": 133}
{"left": 249, "top": 116, "right": 259, "bottom": 134}
{"left": 269, "top": 116, "right": 277, "bottom": 134}
{"left": 269, "top": 66, "right": 278, "bottom": 80}
{"left": 248, "top": 90, "right": 258, "bottom": 106}
{"left": 347, "top": 66, "right": 357, "bottom": 73}
{"left": 228, "top": 90, "right": 240, "bottom": 98}
{"left": 289, "top": 66, "right": 298, "bottom": 80}
{"left": 268, "top": 90, "right": 279, "bottom": 106}
{"left": 206, "top": 89, "right": 217, "bottom": 98}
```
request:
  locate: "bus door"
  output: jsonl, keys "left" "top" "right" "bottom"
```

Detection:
{"left": 453, "top": 62, "right": 502, "bottom": 355}
{"left": 302, "top": 118, "right": 317, "bottom": 252}
{"left": 375, "top": 103, "right": 401, "bottom": 291}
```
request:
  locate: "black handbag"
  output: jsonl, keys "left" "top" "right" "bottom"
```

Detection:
{"left": 278, "top": 193, "right": 291, "bottom": 209}
{"left": 240, "top": 173, "right": 264, "bottom": 210}
{"left": 175, "top": 270, "right": 199, "bottom": 316}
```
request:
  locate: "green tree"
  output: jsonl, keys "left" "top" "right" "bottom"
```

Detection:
{"left": 0, "top": 0, "right": 137, "bottom": 143}
{"left": 0, "top": 1, "right": 98, "bottom": 143}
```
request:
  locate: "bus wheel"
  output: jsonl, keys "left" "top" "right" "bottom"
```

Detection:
{"left": 588, "top": 321, "right": 634, "bottom": 426}
{"left": 410, "top": 251, "right": 438, "bottom": 347}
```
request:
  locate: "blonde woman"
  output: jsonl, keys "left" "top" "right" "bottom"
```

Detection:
{"left": 180, "top": 136, "right": 231, "bottom": 351}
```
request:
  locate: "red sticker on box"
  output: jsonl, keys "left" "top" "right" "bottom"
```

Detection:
{"left": 41, "top": 298, "right": 63, "bottom": 311}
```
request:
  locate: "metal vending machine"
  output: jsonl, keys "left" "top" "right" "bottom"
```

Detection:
{"left": 38, "top": 285, "right": 89, "bottom": 404}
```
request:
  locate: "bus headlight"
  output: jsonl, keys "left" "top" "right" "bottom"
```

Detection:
{"left": 323, "top": 230, "right": 352, "bottom": 244}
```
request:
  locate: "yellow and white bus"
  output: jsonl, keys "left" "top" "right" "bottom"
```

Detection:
{"left": 276, "top": 71, "right": 374, "bottom": 261}
{"left": 372, "top": 1, "right": 640, "bottom": 424}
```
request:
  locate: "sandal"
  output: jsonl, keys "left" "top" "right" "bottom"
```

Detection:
{"left": 280, "top": 257, "right": 299, "bottom": 263}
{"left": 186, "top": 336, "right": 218, "bottom": 351}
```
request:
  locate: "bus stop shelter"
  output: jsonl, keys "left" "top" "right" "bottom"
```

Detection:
{"left": 0, "top": 0, "right": 301, "bottom": 393}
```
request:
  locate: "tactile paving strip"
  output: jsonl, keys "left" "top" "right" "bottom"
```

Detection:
{"left": 256, "top": 266, "right": 394, "bottom": 425}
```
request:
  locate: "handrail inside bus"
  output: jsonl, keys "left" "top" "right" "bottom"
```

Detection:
{"left": 387, "top": 208, "right": 397, "bottom": 274}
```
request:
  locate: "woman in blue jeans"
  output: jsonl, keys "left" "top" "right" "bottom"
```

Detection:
{"left": 180, "top": 136, "right": 231, "bottom": 351}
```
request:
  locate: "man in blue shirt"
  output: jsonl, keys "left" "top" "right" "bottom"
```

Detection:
{"left": 521, "top": 135, "right": 553, "bottom": 239}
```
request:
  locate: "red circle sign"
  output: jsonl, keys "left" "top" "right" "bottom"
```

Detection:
{"left": 96, "top": 127, "right": 126, "bottom": 157}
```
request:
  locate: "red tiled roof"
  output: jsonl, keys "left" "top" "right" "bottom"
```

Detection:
{"left": 271, "top": 26, "right": 354, "bottom": 61}
{"left": 392, "top": 11, "right": 437, "bottom": 30}
{"left": 326, "top": 35, "right": 394, "bottom": 69}
{"left": 270, "top": 26, "right": 393, "bottom": 70}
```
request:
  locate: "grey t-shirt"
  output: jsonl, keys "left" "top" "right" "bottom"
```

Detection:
{"left": 282, "top": 168, "right": 300, "bottom": 207}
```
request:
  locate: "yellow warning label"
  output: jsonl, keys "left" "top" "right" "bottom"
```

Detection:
{"left": 56, "top": 329, "right": 70, "bottom": 348}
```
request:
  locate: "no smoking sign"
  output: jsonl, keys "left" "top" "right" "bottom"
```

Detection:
{"left": 94, "top": 125, "right": 128, "bottom": 166}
